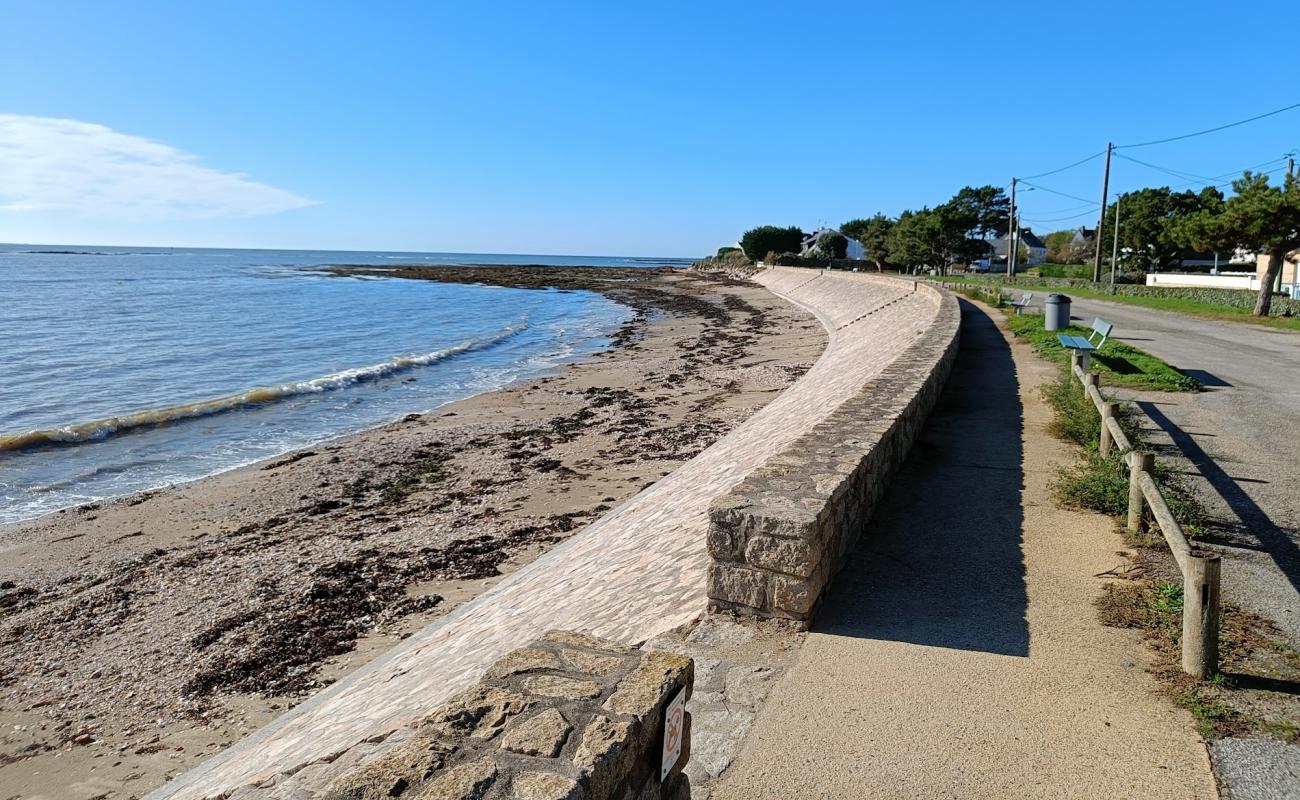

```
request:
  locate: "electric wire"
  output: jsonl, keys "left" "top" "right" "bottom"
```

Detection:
{"left": 1114, "top": 153, "right": 1217, "bottom": 185}
{"left": 1117, "top": 101, "right": 1300, "bottom": 149}
{"left": 1020, "top": 208, "right": 1102, "bottom": 224}
{"left": 1019, "top": 150, "right": 1108, "bottom": 180}
{"left": 1022, "top": 201, "right": 1102, "bottom": 215}
{"left": 1016, "top": 180, "right": 1098, "bottom": 206}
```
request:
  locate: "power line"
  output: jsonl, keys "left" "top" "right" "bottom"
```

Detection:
{"left": 1021, "top": 150, "right": 1108, "bottom": 180}
{"left": 1115, "top": 152, "right": 1294, "bottom": 191}
{"left": 1204, "top": 155, "right": 1291, "bottom": 182}
{"left": 1114, "top": 152, "right": 1216, "bottom": 185}
{"left": 1117, "top": 101, "right": 1300, "bottom": 149}
{"left": 1021, "top": 208, "right": 1101, "bottom": 224}
{"left": 1022, "top": 201, "right": 1099, "bottom": 215}
{"left": 1207, "top": 163, "right": 1291, "bottom": 189}
{"left": 1017, "top": 179, "right": 1098, "bottom": 205}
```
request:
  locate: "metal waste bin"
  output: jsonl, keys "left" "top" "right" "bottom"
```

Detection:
{"left": 1045, "top": 293, "right": 1070, "bottom": 331}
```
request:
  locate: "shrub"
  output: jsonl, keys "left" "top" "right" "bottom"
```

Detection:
{"left": 1037, "top": 263, "right": 1093, "bottom": 279}
{"left": 811, "top": 231, "right": 848, "bottom": 260}
{"left": 946, "top": 275, "right": 1300, "bottom": 316}
{"left": 1054, "top": 450, "right": 1132, "bottom": 517}
{"left": 1044, "top": 366, "right": 1207, "bottom": 533}
{"left": 1042, "top": 371, "right": 1103, "bottom": 447}
{"left": 741, "top": 226, "right": 805, "bottom": 261}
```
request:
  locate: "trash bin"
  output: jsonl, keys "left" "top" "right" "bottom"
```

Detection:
{"left": 1045, "top": 293, "right": 1070, "bottom": 331}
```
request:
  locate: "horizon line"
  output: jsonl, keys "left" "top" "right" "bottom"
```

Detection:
{"left": 0, "top": 241, "right": 702, "bottom": 261}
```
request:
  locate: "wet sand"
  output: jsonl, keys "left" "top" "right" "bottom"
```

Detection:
{"left": 0, "top": 267, "right": 824, "bottom": 800}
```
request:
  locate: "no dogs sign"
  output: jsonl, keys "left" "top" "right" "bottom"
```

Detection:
{"left": 661, "top": 686, "right": 686, "bottom": 781}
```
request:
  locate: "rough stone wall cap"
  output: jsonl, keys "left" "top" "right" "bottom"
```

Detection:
{"left": 603, "top": 651, "right": 694, "bottom": 716}
{"left": 541, "top": 630, "right": 633, "bottom": 655}
{"left": 485, "top": 648, "right": 562, "bottom": 680}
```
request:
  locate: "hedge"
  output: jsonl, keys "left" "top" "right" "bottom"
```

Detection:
{"left": 952, "top": 276, "right": 1300, "bottom": 317}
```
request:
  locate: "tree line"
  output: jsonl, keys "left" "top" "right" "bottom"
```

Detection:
{"left": 741, "top": 185, "right": 1013, "bottom": 275}
{"left": 739, "top": 171, "right": 1299, "bottom": 315}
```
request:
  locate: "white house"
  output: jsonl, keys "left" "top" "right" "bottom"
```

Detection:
{"left": 990, "top": 228, "right": 1049, "bottom": 266}
{"left": 800, "top": 228, "right": 866, "bottom": 260}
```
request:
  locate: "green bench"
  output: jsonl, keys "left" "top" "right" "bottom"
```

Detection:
{"left": 1058, "top": 318, "right": 1113, "bottom": 369}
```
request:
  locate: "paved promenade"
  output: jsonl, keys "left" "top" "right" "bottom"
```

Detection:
{"left": 712, "top": 299, "right": 1216, "bottom": 799}
{"left": 150, "top": 270, "right": 944, "bottom": 799}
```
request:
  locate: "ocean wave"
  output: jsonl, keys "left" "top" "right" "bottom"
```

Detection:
{"left": 0, "top": 321, "right": 526, "bottom": 454}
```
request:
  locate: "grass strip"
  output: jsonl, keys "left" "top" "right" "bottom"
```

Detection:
{"left": 1005, "top": 314, "right": 1201, "bottom": 392}
{"left": 1026, "top": 327, "right": 1300, "bottom": 743}
{"left": 949, "top": 284, "right": 1201, "bottom": 391}
{"left": 939, "top": 275, "right": 1300, "bottom": 331}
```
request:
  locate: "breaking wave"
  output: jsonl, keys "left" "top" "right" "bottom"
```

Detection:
{"left": 0, "top": 321, "right": 526, "bottom": 454}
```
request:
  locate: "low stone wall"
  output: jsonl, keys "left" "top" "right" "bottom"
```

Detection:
{"left": 318, "top": 630, "right": 692, "bottom": 800}
{"left": 706, "top": 283, "right": 961, "bottom": 623}
{"left": 146, "top": 268, "right": 952, "bottom": 800}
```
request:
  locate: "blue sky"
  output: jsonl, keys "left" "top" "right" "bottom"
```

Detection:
{"left": 1, "top": 1, "right": 1297, "bottom": 256}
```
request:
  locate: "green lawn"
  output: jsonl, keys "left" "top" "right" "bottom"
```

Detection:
{"left": 1027, "top": 263, "right": 1093, "bottom": 280}
{"left": 937, "top": 276, "right": 1300, "bottom": 331}
{"left": 1003, "top": 313, "right": 1201, "bottom": 391}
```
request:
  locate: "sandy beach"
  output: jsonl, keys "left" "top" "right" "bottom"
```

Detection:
{"left": 0, "top": 267, "right": 823, "bottom": 800}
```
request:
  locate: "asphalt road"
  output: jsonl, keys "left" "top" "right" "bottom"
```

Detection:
{"left": 1017, "top": 294, "right": 1300, "bottom": 800}
{"left": 1043, "top": 294, "right": 1300, "bottom": 646}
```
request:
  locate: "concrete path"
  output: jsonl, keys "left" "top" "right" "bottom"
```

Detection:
{"left": 1050, "top": 296, "right": 1300, "bottom": 800}
{"left": 711, "top": 299, "right": 1216, "bottom": 799}
{"left": 1051, "top": 295, "right": 1300, "bottom": 647}
{"left": 149, "top": 271, "right": 947, "bottom": 800}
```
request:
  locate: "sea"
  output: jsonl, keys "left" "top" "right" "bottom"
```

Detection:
{"left": 0, "top": 245, "right": 695, "bottom": 525}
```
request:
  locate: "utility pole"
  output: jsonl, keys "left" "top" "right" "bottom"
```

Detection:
{"left": 1007, "top": 178, "right": 1017, "bottom": 279}
{"left": 1288, "top": 152, "right": 1295, "bottom": 181}
{"left": 1092, "top": 142, "right": 1113, "bottom": 283}
{"left": 1110, "top": 193, "right": 1121, "bottom": 287}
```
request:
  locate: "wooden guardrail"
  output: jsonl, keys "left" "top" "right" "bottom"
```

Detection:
{"left": 1069, "top": 352, "right": 1221, "bottom": 679}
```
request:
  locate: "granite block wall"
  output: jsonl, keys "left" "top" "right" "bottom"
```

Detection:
{"left": 706, "top": 287, "right": 961, "bottom": 623}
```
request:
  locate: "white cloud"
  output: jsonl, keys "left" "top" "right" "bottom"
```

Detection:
{"left": 0, "top": 114, "right": 317, "bottom": 219}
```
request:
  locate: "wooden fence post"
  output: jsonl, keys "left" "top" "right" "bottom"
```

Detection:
{"left": 1128, "top": 452, "right": 1154, "bottom": 534}
{"left": 1084, "top": 371, "right": 1099, "bottom": 397}
{"left": 1100, "top": 402, "right": 1118, "bottom": 457}
{"left": 1182, "top": 553, "right": 1222, "bottom": 679}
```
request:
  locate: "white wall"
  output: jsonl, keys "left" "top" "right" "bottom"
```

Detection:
{"left": 1146, "top": 273, "right": 1260, "bottom": 290}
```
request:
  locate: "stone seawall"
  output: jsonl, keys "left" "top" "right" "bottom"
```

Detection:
{"left": 708, "top": 269, "right": 961, "bottom": 622}
{"left": 147, "top": 268, "right": 954, "bottom": 800}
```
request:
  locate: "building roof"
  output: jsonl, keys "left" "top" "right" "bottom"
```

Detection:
{"left": 991, "top": 228, "right": 1047, "bottom": 250}
{"left": 1020, "top": 230, "right": 1046, "bottom": 249}
{"left": 800, "top": 228, "right": 851, "bottom": 246}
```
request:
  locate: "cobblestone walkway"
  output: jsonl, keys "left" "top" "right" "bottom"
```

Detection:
{"left": 150, "top": 270, "right": 944, "bottom": 800}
